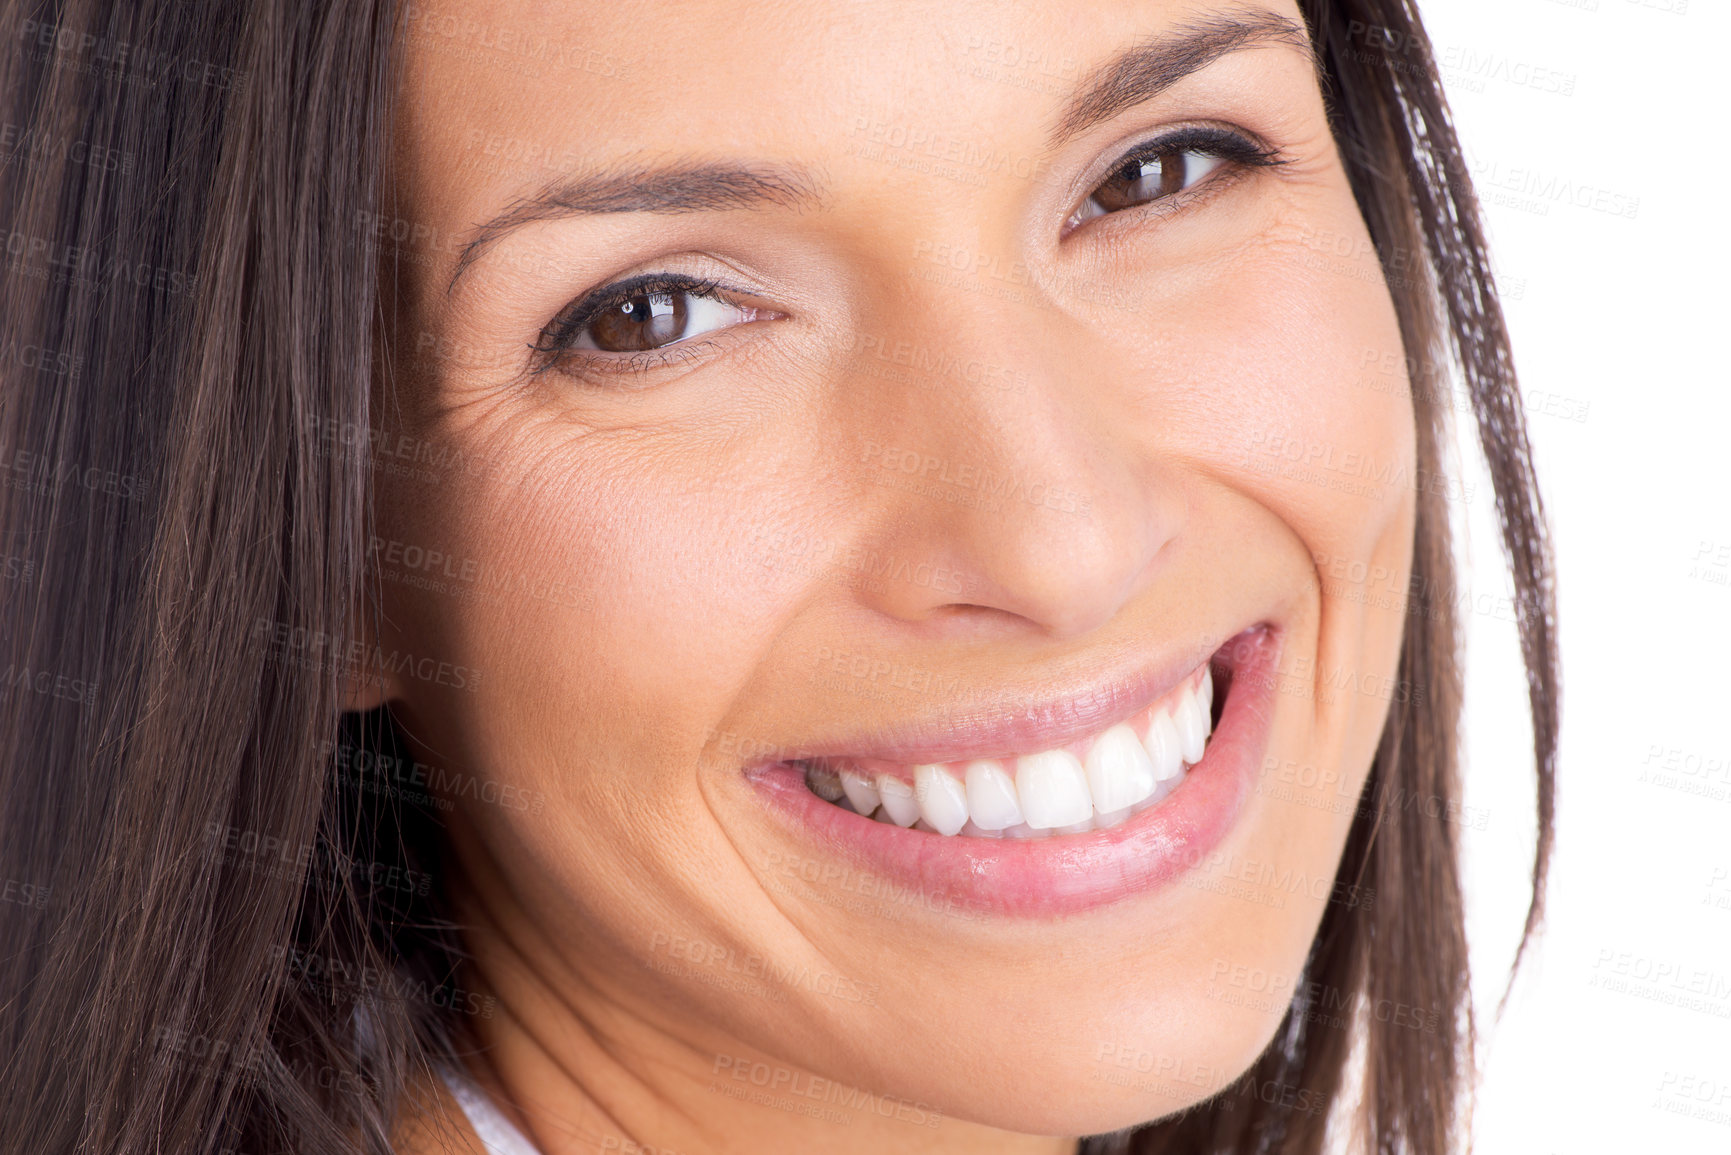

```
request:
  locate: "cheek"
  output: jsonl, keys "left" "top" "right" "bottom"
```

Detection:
{"left": 370, "top": 417, "right": 834, "bottom": 795}
{"left": 1158, "top": 229, "right": 1417, "bottom": 568}
{"left": 362, "top": 442, "right": 816, "bottom": 962}
{"left": 1118, "top": 207, "right": 1418, "bottom": 743}
{"left": 1055, "top": 213, "right": 1418, "bottom": 1081}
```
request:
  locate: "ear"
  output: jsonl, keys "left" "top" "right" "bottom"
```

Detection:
{"left": 339, "top": 593, "right": 398, "bottom": 713}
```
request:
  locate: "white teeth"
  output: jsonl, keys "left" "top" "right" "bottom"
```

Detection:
{"left": 1084, "top": 723, "right": 1158, "bottom": 813}
{"left": 839, "top": 768, "right": 881, "bottom": 816}
{"left": 1131, "top": 782, "right": 1171, "bottom": 813}
{"left": 914, "top": 764, "right": 970, "bottom": 836}
{"left": 875, "top": 774, "right": 921, "bottom": 827}
{"left": 1095, "top": 806, "right": 1132, "bottom": 829}
{"left": 1173, "top": 684, "right": 1209, "bottom": 766}
{"left": 1002, "top": 822, "right": 1049, "bottom": 839}
{"left": 963, "top": 760, "right": 1024, "bottom": 831}
{"left": 1014, "top": 750, "right": 1094, "bottom": 830}
{"left": 802, "top": 664, "right": 1219, "bottom": 837}
{"left": 1144, "top": 709, "right": 1184, "bottom": 783}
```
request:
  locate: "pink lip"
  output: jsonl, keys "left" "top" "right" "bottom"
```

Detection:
{"left": 757, "top": 638, "right": 1227, "bottom": 768}
{"left": 745, "top": 626, "right": 1281, "bottom": 919}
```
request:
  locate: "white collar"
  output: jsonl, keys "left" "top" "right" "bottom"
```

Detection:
{"left": 439, "top": 1065, "right": 545, "bottom": 1155}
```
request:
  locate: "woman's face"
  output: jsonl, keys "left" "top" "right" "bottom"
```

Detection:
{"left": 368, "top": 0, "right": 1415, "bottom": 1145}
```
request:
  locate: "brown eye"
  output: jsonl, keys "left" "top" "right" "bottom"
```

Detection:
{"left": 1069, "top": 147, "right": 1227, "bottom": 230}
{"left": 1099, "top": 150, "right": 1221, "bottom": 211}
{"left": 540, "top": 278, "right": 775, "bottom": 364}
{"left": 1061, "top": 122, "right": 1294, "bottom": 236}
{"left": 583, "top": 289, "right": 690, "bottom": 353}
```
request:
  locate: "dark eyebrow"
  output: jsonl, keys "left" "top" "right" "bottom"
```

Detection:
{"left": 448, "top": 162, "right": 819, "bottom": 292}
{"left": 449, "top": 11, "right": 1307, "bottom": 292}
{"left": 1049, "top": 10, "right": 1314, "bottom": 149}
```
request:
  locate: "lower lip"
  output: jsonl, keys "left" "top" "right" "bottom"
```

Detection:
{"left": 744, "top": 627, "right": 1282, "bottom": 919}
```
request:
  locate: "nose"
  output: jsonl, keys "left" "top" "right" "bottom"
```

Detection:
{"left": 837, "top": 296, "right": 1186, "bottom": 643}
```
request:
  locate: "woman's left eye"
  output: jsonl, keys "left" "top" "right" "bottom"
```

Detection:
{"left": 1066, "top": 128, "right": 1282, "bottom": 232}
{"left": 531, "top": 273, "right": 777, "bottom": 377}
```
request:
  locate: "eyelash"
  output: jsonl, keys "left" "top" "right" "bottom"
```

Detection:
{"left": 1111, "top": 125, "right": 1284, "bottom": 178}
{"left": 529, "top": 125, "right": 1285, "bottom": 382}
{"left": 1067, "top": 125, "right": 1287, "bottom": 231}
{"left": 527, "top": 271, "right": 737, "bottom": 381}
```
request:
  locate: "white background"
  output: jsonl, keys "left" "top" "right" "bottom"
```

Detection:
{"left": 1412, "top": 1, "right": 1731, "bottom": 1151}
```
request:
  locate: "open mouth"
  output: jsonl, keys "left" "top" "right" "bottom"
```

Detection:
{"left": 792, "top": 659, "right": 1227, "bottom": 839}
{"left": 744, "top": 626, "right": 1276, "bottom": 917}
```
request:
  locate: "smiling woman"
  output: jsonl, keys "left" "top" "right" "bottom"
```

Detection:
{"left": 0, "top": 2, "right": 1555, "bottom": 1154}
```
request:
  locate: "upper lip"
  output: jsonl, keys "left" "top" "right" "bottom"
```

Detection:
{"left": 743, "top": 623, "right": 1267, "bottom": 769}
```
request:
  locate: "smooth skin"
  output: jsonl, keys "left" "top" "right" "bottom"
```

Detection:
{"left": 358, "top": 1, "right": 1417, "bottom": 1151}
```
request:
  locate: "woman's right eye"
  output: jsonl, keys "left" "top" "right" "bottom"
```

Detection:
{"left": 532, "top": 273, "right": 780, "bottom": 374}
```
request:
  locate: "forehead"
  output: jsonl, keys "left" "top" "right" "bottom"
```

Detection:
{"left": 395, "top": 0, "right": 1309, "bottom": 197}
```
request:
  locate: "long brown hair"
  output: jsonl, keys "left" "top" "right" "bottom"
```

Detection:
{"left": 0, "top": 1, "right": 1555, "bottom": 1152}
